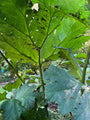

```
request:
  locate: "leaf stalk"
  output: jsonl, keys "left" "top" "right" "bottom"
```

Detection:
{"left": 82, "top": 46, "right": 90, "bottom": 84}
{"left": 38, "top": 50, "right": 45, "bottom": 100}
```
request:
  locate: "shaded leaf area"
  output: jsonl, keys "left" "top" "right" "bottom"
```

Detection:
{"left": 0, "top": 84, "right": 49, "bottom": 120}
{"left": 72, "top": 91, "right": 90, "bottom": 120}
{"left": 21, "top": 107, "right": 49, "bottom": 120}
{"left": 0, "top": 84, "right": 38, "bottom": 120}
{"left": 31, "top": 0, "right": 90, "bottom": 25}
{"left": 44, "top": 66, "right": 83, "bottom": 114}
{"left": 53, "top": 47, "right": 82, "bottom": 80}
{"left": 0, "top": 99, "right": 25, "bottom": 120}
{"left": 3, "top": 78, "right": 22, "bottom": 92}
{"left": 0, "top": 0, "right": 89, "bottom": 63}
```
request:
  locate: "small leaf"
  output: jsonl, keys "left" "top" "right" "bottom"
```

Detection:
{"left": 86, "top": 80, "right": 90, "bottom": 86}
{"left": 75, "top": 53, "right": 87, "bottom": 58}
{"left": 14, "top": 84, "right": 36, "bottom": 110}
{"left": 3, "top": 78, "right": 22, "bottom": 91}
{"left": 0, "top": 92, "right": 7, "bottom": 101}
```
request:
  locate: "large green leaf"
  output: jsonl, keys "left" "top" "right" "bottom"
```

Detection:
{"left": 0, "top": 0, "right": 89, "bottom": 63}
{"left": 72, "top": 91, "right": 90, "bottom": 120}
{"left": 44, "top": 66, "right": 82, "bottom": 114}
{"left": 31, "top": 0, "right": 90, "bottom": 25}
{"left": 0, "top": 0, "right": 38, "bottom": 62}
{"left": 40, "top": 16, "right": 89, "bottom": 62}
{"left": 0, "top": 99, "right": 24, "bottom": 120}
{"left": 44, "top": 66, "right": 90, "bottom": 119}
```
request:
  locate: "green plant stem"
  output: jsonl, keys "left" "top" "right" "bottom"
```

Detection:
{"left": 82, "top": 55, "right": 89, "bottom": 84}
{"left": 81, "top": 47, "right": 90, "bottom": 95}
{"left": 38, "top": 60, "right": 49, "bottom": 117}
{"left": 38, "top": 51, "right": 45, "bottom": 100}
{"left": 0, "top": 51, "right": 25, "bottom": 84}
{"left": 81, "top": 56, "right": 89, "bottom": 95}
{"left": 38, "top": 52, "right": 49, "bottom": 117}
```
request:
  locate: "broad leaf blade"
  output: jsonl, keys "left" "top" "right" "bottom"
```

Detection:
{"left": 0, "top": 0, "right": 38, "bottom": 62}
{"left": 0, "top": 99, "right": 24, "bottom": 120}
{"left": 31, "top": 0, "right": 90, "bottom": 25}
{"left": 73, "top": 91, "right": 90, "bottom": 120}
{"left": 0, "top": 1, "right": 89, "bottom": 63}
{"left": 44, "top": 66, "right": 82, "bottom": 114}
{"left": 40, "top": 17, "right": 89, "bottom": 62}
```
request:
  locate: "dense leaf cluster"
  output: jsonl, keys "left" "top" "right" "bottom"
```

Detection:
{"left": 0, "top": 0, "right": 90, "bottom": 120}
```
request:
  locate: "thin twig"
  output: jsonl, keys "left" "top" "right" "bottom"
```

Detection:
{"left": 0, "top": 51, "right": 25, "bottom": 84}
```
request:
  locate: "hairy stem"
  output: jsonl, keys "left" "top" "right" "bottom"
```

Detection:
{"left": 82, "top": 47, "right": 90, "bottom": 84}
{"left": 38, "top": 51, "right": 49, "bottom": 117}
{"left": 0, "top": 51, "right": 25, "bottom": 84}
{"left": 38, "top": 50, "right": 45, "bottom": 100}
{"left": 82, "top": 56, "right": 89, "bottom": 84}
